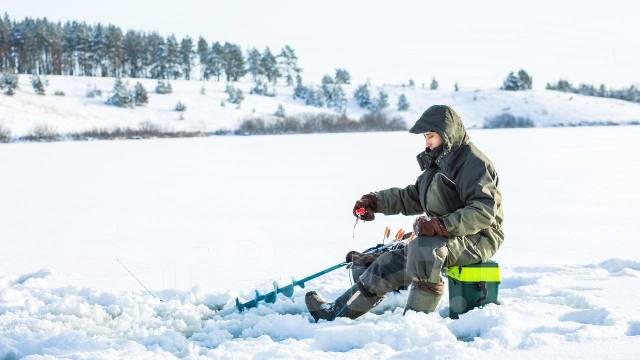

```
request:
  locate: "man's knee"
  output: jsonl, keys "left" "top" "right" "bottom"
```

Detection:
{"left": 406, "top": 235, "right": 448, "bottom": 283}
{"left": 358, "top": 249, "right": 411, "bottom": 296}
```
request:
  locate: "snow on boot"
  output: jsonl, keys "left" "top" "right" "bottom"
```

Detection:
{"left": 404, "top": 280, "right": 443, "bottom": 314}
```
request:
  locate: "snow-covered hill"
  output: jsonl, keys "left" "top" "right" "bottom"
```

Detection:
{"left": 1, "top": 75, "right": 640, "bottom": 138}
{"left": 1, "top": 126, "right": 639, "bottom": 358}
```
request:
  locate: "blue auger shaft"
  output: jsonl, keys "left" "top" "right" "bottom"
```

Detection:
{"left": 235, "top": 261, "right": 348, "bottom": 312}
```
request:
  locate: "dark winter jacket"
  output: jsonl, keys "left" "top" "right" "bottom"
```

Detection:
{"left": 375, "top": 105, "right": 504, "bottom": 261}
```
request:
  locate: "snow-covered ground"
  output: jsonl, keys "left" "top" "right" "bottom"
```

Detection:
{"left": 1, "top": 75, "right": 640, "bottom": 137}
{"left": 1, "top": 126, "right": 639, "bottom": 358}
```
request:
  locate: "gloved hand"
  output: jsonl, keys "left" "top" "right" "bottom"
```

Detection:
{"left": 413, "top": 216, "right": 450, "bottom": 237}
{"left": 352, "top": 193, "right": 378, "bottom": 221}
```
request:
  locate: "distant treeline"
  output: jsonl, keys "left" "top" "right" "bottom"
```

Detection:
{"left": 546, "top": 80, "right": 640, "bottom": 103}
{"left": 0, "top": 13, "right": 301, "bottom": 83}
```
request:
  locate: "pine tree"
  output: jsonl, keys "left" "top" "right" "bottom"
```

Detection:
{"left": 397, "top": 93, "right": 410, "bottom": 111}
{"left": 334, "top": 68, "right": 351, "bottom": 84}
{"left": 293, "top": 75, "right": 308, "bottom": 100}
{"left": 91, "top": 24, "right": 108, "bottom": 76}
{"left": 106, "top": 78, "right": 132, "bottom": 107}
{"left": 133, "top": 82, "right": 148, "bottom": 105}
{"left": 0, "top": 14, "right": 11, "bottom": 71}
{"left": 165, "top": 35, "right": 181, "bottom": 79}
{"left": 260, "top": 47, "right": 279, "bottom": 83}
{"left": 123, "top": 30, "right": 145, "bottom": 78}
{"left": 277, "top": 45, "right": 300, "bottom": 86}
{"left": 327, "top": 85, "right": 347, "bottom": 112}
{"left": 206, "top": 41, "right": 224, "bottom": 81}
{"left": 517, "top": 69, "right": 532, "bottom": 90}
{"left": 501, "top": 72, "right": 521, "bottom": 91}
{"left": 147, "top": 33, "right": 167, "bottom": 79}
{"left": 179, "top": 37, "right": 194, "bottom": 80}
{"left": 374, "top": 89, "right": 389, "bottom": 111}
{"left": 354, "top": 83, "right": 372, "bottom": 109}
{"left": 196, "top": 37, "right": 209, "bottom": 80}
{"left": 104, "top": 25, "right": 124, "bottom": 77}
{"left": 31, "top": 74, "right": 45, "bottom": 95}
{"left": 430, "top": 77, "right": 439, "bottom": 90}
{"left": 246, "top": 47, "right": 262, "bottom": 81}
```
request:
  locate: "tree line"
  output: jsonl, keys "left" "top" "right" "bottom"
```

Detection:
{"left": 0, "top": 13, "right": 301, "bottom": 82}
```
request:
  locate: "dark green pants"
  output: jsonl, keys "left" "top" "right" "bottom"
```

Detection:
{"left": 359, "top": 235, "right": 488, "bottom": 296}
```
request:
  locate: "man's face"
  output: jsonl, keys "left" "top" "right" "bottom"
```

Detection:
{"left": 424, "top": 131, "right": 443, "bottom": 150}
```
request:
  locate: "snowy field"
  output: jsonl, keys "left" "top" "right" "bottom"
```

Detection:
{"left": 2, "top": 75, "right": 640, "bottom": 138}
{"left": 1, "top": 126, "right": 640, "bottom": 358}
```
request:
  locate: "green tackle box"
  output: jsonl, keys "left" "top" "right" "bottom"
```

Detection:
{"left": 445, "top": 260, "right": 500, "bottom": 319}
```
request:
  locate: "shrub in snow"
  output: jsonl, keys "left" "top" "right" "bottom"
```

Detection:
{"left": 250, "top": 79, "right": 276, "bottom": 97}
{"left": 138, "top": 121, "right": 163, "bottom": 135}
{"left": 484, "top": 113, "right": 535, "bottom": 128}
{"left": 430, "top": 77, "right": 439, "bottom": 90}
{"left": 274, "top": 104, "right": 286, "bottom": 118}
{"left": 133, "top": 82, "right": 148, "bottom": 106}
{"left": 31, "top": 75, "right": 46, "bottom": 95}
{"left": 225, "top": 84, "right": 244, "bottom": 104}
{"left": 1, "top": 73, "right": 19, "bottom": 96}
{"left": 360, "top": 112, "right": 406, "bottom": 131}
{"left": 239, "top": 112, "right": 406, "bottom": 135}
{"left": 24, "top": 124, "right": 59, "bottom": 141}
{"left": 0, "top": 123, "right": 11, "bottom": 142}
{"left": 54, "top": 90, "right": 65, "bottom": 96}
{"left": 220, "top": 100, "right": 226, "bottom": 107}
{"left": 397, "top": 94, "right": 410, "bottom": 111}
{"left": 86, "top": 85, "right": 102, "bottom": 98}
{"left": 155, "top": 80, "right": 173, "bottom": 94}
{"left": 175, "top": 101, "right": 187, "bottom": 112}
{"left": 106, "top": 78, "right": 133, "bottom": 108}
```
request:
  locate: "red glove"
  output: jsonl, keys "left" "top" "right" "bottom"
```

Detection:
{"left": 413, "top": 216, "right": 450, "bottom": 237}
{"left": 352, "top": 193, "right": 378, "bottom": 221}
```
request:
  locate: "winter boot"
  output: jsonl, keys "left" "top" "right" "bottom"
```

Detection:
{"left": 404, "top": 280, "right": 444, "bottom": 314}
{"left": 306, "top": 283, "right": 382, "bottom": 322}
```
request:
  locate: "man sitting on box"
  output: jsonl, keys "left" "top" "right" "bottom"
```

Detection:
{"left": 306, "top": 105, "right": 504, "bottom": 321}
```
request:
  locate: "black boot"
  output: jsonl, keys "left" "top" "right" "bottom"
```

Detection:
{"left": 305, "top": 283, "right": 382, "bottom": 322}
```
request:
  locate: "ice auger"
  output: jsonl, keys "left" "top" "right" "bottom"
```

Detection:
{"left": 234, "top": 225, "right": 414, "bottom": 312}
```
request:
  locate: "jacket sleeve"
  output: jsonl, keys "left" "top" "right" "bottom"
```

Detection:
{"left": 375, "top": 176, "right": 424, "bottom": 216}
{"left": 441, "top": 160, "right": 500, "bottom": 236}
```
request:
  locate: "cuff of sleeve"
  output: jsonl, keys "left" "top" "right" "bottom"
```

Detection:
{"left": 441, "top": 216, "right": 456, "bottom": 237}
{"left": 374, "top": 191, "right": 387, "bottom": 214}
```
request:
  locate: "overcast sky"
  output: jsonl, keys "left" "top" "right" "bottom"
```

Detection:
{"left": 3, "top": 0, "right": 638, "bottom": 89}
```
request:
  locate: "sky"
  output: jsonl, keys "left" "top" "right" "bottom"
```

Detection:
{"left": 2, "top": 0, "right": 639, "bottom": 89}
